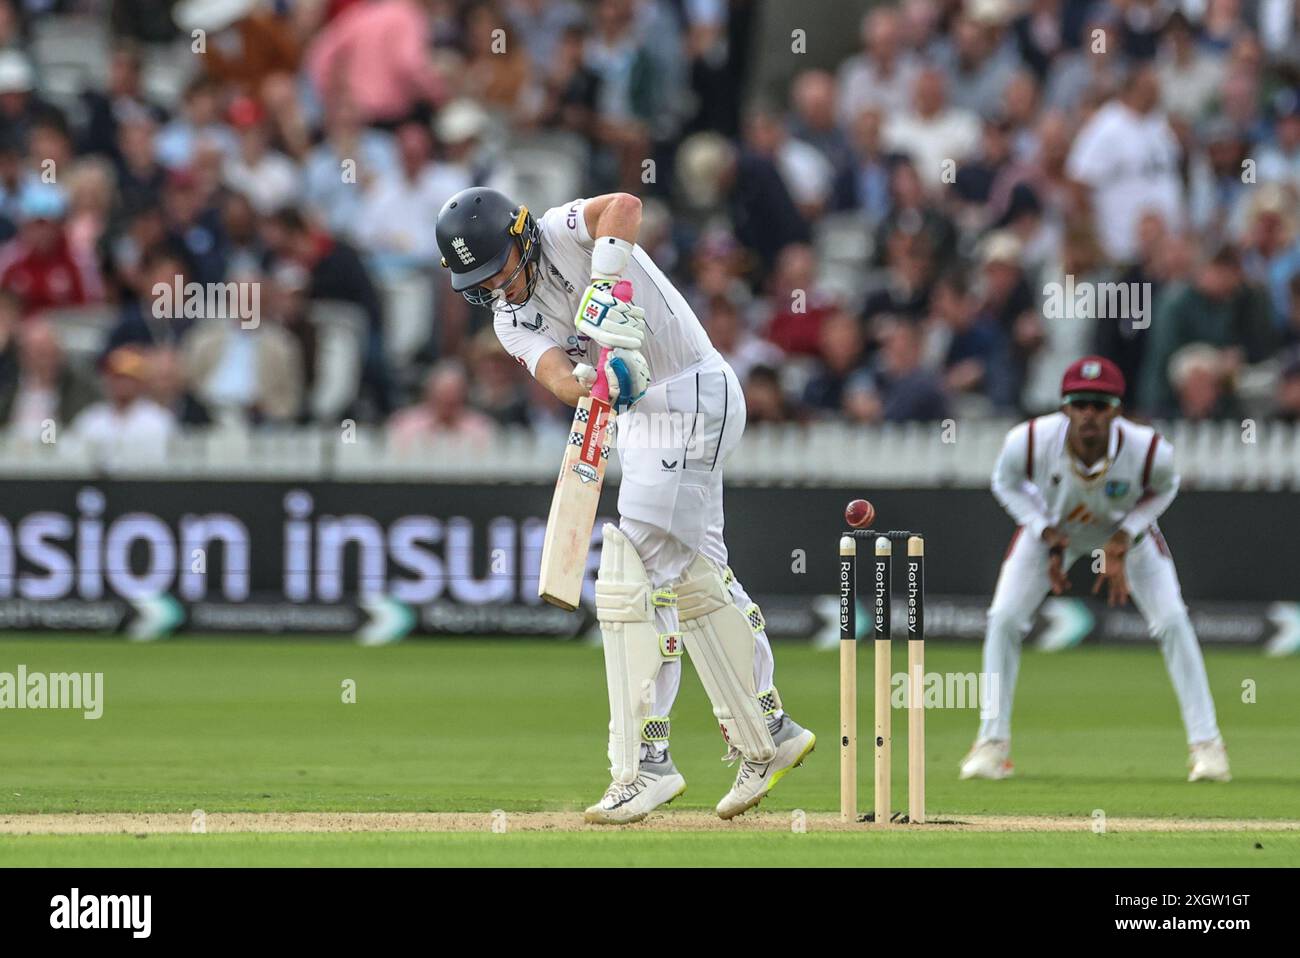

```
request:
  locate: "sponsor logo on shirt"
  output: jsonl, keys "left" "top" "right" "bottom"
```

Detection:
{"left": 547, "top": 263, "right": 575, "bottom": 293}
{"left": 1104, "top": 480, "right": 1130, "bottom": 498}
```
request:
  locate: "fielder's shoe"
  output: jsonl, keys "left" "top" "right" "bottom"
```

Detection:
{"left": 715, "top": 715, "right": 816, "bottom": 820}
{"left": 1188, "top": 737, "right": 1231, "bottom": 782}
{"left": 583, "top": 748, "right": 686, "bottom": 825}
{"left": 959, "top": 739, "right": 1013, "bottom": 780}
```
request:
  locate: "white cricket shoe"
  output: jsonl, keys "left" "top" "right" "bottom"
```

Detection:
{"left": 959, "top": 739, "right": 1013, "bottom": 780}
{"left": 583, "top": 750, "right": 686, "bottom": 824}
{"left": 1188, "top": 737, "right": 1231, "bottom": 782}
{"left": 715, "top": 715, "right": 816, "bottom": 820}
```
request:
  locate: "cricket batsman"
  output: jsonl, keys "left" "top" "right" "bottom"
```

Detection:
{"left": 435, "top": 188, "right": 816, "bottom": 823}
{"left": 960, "top": 356, "right": 1230, "bottom": 783}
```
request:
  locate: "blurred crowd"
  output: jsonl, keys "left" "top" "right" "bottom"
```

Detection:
{"left": 1, "top": 0, "right": 1299, "bottom": 461}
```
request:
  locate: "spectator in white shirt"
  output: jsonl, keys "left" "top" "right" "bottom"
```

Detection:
{"left": 355, "top": 121, "right": 472, "bottom": 271}
{"left": 222, "top": 96, "right": 299, "bottom": 215}
{"left": 1066, "top": 64, "right": 1184, "bottom": 265}
{"left": 837, "top": 7, "right": 921, "bottom": 125}
{"left": 883, "top": 67, "right": 981, "bottom": 195}
{"left": 69, "top": 346, "right": 177, "bottom": 466}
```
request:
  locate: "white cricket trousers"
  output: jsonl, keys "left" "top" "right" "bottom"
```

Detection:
{"left": 977, "top": 528, "right": 1221, "bottom": 745}
{"left": 614, "top": 357, "right": 776, "bottom": 725}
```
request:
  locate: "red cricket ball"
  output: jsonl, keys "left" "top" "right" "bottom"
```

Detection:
{"left": 844, "top": 498, "right": 875, "bottom": 529}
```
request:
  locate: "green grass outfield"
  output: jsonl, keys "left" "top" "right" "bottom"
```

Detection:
{"left": 1, "top": 635, "right": 1297, "bottom": 866}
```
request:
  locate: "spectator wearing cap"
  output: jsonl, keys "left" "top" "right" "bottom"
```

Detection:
{"left": 306, "top": 0, "right": 448, "bottom": 127}
{"left": 1156, "top": 11, "right": 1225, "bottom": 124}
{"left": 175, "top": 0, "right": 299, "bottom": 96}
{"left": 1139, "top": 244, "right": 1277, "bottom": 414}
{"left": 354, "top": 120, "right": 471, "bottom": 271}
{"left": 1066, "top": 63, "right": 1183, "bottom": 265}
{"left": 77, "top": 43, "right": 168, "bottom": 162}
{"left": 974, "top": 229, "right": 1038, "bottom": 404}
{"left": 223, "top": 96, "right": 300, "bottom": 215}
{"left": 155, "top": 76, "right": 238, "bottom": 172}
{"left": 302, "top": 96, "right": 398, "bottom": 241}
{"left": 0, "top": 183, "right": 103, "bottom": 316}
{"left": 0, "top": 49, "right": 55, "bottom": 149}
{"left": 838, "top": 8, "right": 920, "bottom": 126}
{"left": 387, "top": 360, "right": 496, "bottom": 455}
{"left": 883, "top": 67, "right": 981, "bottom": 196}
{"left": 0, "top": 317, "right": 96, "bottom": 441}
{"left": 69, "top": 345, "right": 178, "bottom": 465}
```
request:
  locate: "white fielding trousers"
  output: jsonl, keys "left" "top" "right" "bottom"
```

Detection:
{"left": 977, "top": 527, "right": 1221, "bottom": 745}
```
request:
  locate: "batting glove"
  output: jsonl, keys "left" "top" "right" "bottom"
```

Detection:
{"left": 605, "top": 347, "right": 650, "bottom": 410}
{"left": 572, "top": 362, "right": 598, "bottom": 390}
{"left": 575, "top": 284, "right": 647, "bottom": 350}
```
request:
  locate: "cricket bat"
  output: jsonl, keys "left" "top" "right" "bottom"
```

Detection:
{"left": 537, "top": 279, "right": 634, "bottom": 610}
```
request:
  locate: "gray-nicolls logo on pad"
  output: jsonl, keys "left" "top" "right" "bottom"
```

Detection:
{"left": 50, "top": 888, "right": 151, "bottom": 938}
{"left": 451, "top": 237, "right": 475, "bottom": 265}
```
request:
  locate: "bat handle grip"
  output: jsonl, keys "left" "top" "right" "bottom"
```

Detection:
{"left": 589, "top": 281, "right": 633, "bottom": 404}
{"left": 591, "top": 346, "right": 612, "bottom": 402}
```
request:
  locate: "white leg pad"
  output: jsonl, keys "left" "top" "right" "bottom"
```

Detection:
{"left": 675, "top": 554, "right": 777, "bottom": 762}
{"left": 595, "top": 523, "right": 682, "bottom": 784}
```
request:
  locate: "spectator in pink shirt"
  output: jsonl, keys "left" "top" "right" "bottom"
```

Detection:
{"left": 306, "top": 0, "right": 448, "bottom": 126}
{"left": 387, "top": 360, "right": 497, "bottom": 454}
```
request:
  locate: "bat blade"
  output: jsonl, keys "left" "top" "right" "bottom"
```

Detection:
{"left": 537, "top": 389, "right": 613, "bottom": 610}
